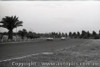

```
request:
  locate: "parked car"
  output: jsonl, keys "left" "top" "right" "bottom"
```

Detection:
{"left": 61, "top": 37, "right": 66, "bottom": 40}
{"left": 46, "top": 37, "right": 54, "bottom": 41}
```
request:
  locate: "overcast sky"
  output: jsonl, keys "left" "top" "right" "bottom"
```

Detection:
{"left": 0, "top": 1, "right": 100, "bottom": 33}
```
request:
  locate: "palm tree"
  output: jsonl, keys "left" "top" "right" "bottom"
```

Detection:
{"left": 0, "top": 16, "right": 23, "bottom": 40}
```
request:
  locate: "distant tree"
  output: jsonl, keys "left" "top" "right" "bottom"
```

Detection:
{"left": 51, "top": 32, "right": 56, "bottom": 38}
{"left": 92, "top": 31, "right": 99, "bottom": 39}
{"left": 69, "top": 32, "right": 72, "bottom": 38}
{"left": 18, "top": 29, "right": 27, "bottom": 39}
{"left": 33, "top": 32, "right": 40, "bottom": 38}
{"left": 92, "top": 31, "right": 97, "bottom": 37}
{"left": 61, "top": 33, "right": 65, "bottom": 37}
{"left": 99, "top": 30, "right": 100, "bottom": 35}
{"left": 58, "top": 32, "right": 62, "bottom": 38}
{"left": 27, "top": 31, "right": 40, "bottom": 39}
{"left": 77, "top": 32, "right": 81, "bottom": 38}
{"left": 65, "top": 33, "right": 68, "bottom": 37}
{"left": 0, "top": 16, "right": 23, "bottom": 40}
{"left": 72, "top": 32, "right": 77, "bottom": 38}
{"left": 27, "top": 31, "right": 33, "bottom": 39}
{"left": 56, "top": 32, "right": 60, "bottom": 38}
{"left": 86, "top": 31, "right": 91, "bottom": 39}
{"left": 80, "top": 30, "right": 87, "bottom": 38}
{"left": 99, "top": 30, "right": 100, "bottom": 38}
{"left": 17, "top": 30, "right": 22, "bottom": 38}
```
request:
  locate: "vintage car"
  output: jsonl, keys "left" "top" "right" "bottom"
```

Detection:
{"left": 61, "top": 37, "right": 66, "bottom": 40}
{"left": 46, "top": 37, "right": 54, "bottom": 41}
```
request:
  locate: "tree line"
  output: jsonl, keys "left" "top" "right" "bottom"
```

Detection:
{"left": 0, "top": 16, "right": 100, "bottom": 40}
{"left": 1, "top": 29, "right": 100, "bottom": 40}
{"left": 18, "top": 29, "right": 100, "bottom": 39}
{"left": 17, "top": 29, "right": 100, "bottom": 39}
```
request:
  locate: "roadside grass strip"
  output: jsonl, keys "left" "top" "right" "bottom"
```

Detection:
{"left": 0, "top": 49, "right": 100, "bottom": 67}
{"left": 1, "top": 39, "right": 100, "bottom": 67}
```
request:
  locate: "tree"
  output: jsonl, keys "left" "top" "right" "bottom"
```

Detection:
{"left": 27, "top": 31, "right": 34, "bottom": 39}
{"left": 69, "top": 32, "right": 72, "bottom": 38}
{"left": 92, "top": 31, "right": 96, "bottom": 35}
{"left": 61, "top": 32, "right": 65, "bottom": 37}
{"left": 99, "top": 30, "right": 100, "bottom": 38}
{"left": 18, "top": 29, "right": 27, "bottom": 39}
{"left": 77, "top": 31, "right": 80, "bottom": 38}
{"left": 80, "top": 30, "right": 87, "bottom": 38}
{"left": 92, "top": 31, "right": 99, "bottom": 39}
{"left": 65, "top": 33, "right": 68, "bottom": 37}
{"left": 0, "top": 16, "right": 23, "bottom": 40}
{"left": 58, "top": 32, "right": 62, "bottom": 38}
{"left": 72, "top": 32, "right": 77, "bottom": 38}
{"left": 92, "top": 31, "right": 97, "bottom": 37}
{"left": 86, "top": 31, "right": 91, "bottom": 39}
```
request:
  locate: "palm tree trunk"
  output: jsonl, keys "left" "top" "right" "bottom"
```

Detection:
{"left": 8, "top": 29, "right": 13, "bottom": 40}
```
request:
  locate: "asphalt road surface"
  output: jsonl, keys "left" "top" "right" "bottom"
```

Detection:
{"left": 0, "top": 39, "right": 87, "bottom": 61}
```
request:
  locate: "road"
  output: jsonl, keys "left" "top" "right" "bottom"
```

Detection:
{"left": 0, "top": 39, "right": 88, "bottom": 61}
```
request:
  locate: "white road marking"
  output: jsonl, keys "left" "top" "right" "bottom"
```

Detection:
{"left": 42, "top": 52, "right": 53, "bottom": 55}
{"left": 0, "top": 53, "right": 39, "bottom": 62}
{"left": 0, "top": 52, "right": 53, "bottom": 63}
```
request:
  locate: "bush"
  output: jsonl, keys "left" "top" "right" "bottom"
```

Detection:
{"left": 94, "top": 35, "right": 100, "bottom": 39}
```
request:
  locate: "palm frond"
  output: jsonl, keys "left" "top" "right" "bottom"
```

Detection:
{"left": 13, "top": 21, "right": 23, "bottom": 28}
{"left": 0, "top": 16, "right": 23, "bottom": 30}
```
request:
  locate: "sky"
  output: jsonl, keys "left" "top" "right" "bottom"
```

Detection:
{"left": 0, "top": 1, "right": 100, "bottom": 33}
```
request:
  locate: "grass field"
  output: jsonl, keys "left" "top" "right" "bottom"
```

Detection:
{"left": 0, "top": 39, "right": 100, "bottom": 67}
